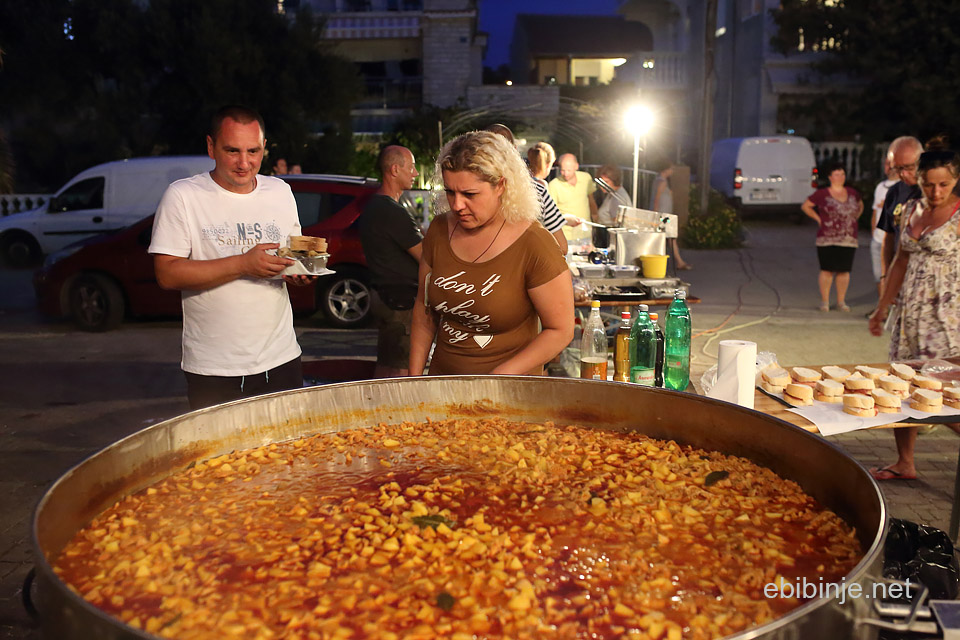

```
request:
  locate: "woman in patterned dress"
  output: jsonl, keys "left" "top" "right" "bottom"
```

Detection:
{"left": 867, "top": 142, "right": 960, "bottom": 480}
{"left": 801, "top": 162, "right": 864, "bottom": 312}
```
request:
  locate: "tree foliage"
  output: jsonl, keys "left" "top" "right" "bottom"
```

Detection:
{"left": 351, "top": 105, "right": 464, "bottom": 183}
{"left": 683, "top": 185, "right": 742, "bottom": 250}
{"left": 771, "top": 0, "right": 960, "bottom": 142}
{"left": 0, "top": 0, "right": 361, "bottom": 191}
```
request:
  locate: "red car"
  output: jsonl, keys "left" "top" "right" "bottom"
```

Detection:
{"left": 33, "top": 175, "right": 381, "bottom": 331}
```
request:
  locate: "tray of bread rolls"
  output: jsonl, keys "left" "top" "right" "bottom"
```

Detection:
{"left": 278, "top": 235, "right": 333, "bottom": 277}
{"left": 757, "top": 360, "right": 960, "bottom": 436}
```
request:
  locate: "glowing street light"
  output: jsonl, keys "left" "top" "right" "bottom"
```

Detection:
{"left": 624, "top": 105, "right": 655, "bottom": 207}
{"left": 624, "top": 105, "right": 654, "bottom": 138}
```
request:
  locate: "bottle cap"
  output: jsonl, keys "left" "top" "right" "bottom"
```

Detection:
{"left": 621, "top": 311, "right": 631, "bottom": 320}
{"left": 650, "top": 312, "right": 659, "bottom": 321}
{"left": 637, "top": 304, "right": 649, "bottom": 312}
{"left": 675, "top": 289, "right": 687, "bottom": 300}
{"left": 591, "top": 300, "right": 601, "bottom": 308}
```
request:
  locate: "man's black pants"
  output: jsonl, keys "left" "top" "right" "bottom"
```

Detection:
{"left": 183, "top": 356, "right": 303, "bottom": 411}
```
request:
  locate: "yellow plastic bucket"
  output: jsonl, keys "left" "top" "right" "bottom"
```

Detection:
{"left": 640, "top": 254, "right": 669, "bottom": 278}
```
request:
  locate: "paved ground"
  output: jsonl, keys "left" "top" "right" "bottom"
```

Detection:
{"left": 1, "top": 218, "right": 956, "bottom": 638}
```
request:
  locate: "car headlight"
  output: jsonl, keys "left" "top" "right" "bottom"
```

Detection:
{"left": 43, "top": 244, "right": 84, "bottom": 268}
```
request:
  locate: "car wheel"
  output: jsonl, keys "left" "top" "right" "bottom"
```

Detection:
{"left": 320, "top": 269, "right": 371, "bottom": 328}
{"left": 68, "top": 274, "right": 125, "bottom": 332}
{"left": 0, "top": 231, "right": 41, "bottom": 268}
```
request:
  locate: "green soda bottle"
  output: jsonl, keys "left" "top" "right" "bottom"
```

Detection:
{"left": 628, "top": 304, "right": 656, "bottom": 386}
{"left": 664, "top": 290, "right": 691, "bottom": 391}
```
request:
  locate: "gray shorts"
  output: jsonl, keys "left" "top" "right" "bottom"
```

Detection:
{"left": 372, "top": 290, "right": 413, "bottom": 369}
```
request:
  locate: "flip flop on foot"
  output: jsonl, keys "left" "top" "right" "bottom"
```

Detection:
{"left": 870, "top": 466, "right": 917, "bottom": 481}
{"left": 819, "top": 302, "right": 830, "bottom": 312}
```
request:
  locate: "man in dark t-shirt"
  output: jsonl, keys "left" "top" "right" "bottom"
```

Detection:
{"left": 876, "top": 137, "right": 923, "bottom": 278}
{"left": 359, "top": 145, "right": 422, "bottom": 377}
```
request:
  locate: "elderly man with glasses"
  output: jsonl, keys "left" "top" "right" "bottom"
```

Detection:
{"left": 875, "top": 136, "right": 923, "bottom": 280}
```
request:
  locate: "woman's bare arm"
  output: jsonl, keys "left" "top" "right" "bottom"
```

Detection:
{"left": 408, "top": 256, "right": 438, "bottom": 376}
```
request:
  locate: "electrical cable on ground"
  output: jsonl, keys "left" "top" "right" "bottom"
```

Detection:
{"left": 690, "top": 235, "right": 785, "bottom": 365}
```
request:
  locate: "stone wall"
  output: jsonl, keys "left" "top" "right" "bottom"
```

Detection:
{"left": 421, "top": 13, "right": 475, "bottom": 107}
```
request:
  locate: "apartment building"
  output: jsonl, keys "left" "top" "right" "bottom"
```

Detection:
{"left": 294, "top": 0, "right": 485, "bottom": 133}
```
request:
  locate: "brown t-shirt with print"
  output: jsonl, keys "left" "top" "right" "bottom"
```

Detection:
{"left": 422, "top": 214, "right": 567, "bottom": 375}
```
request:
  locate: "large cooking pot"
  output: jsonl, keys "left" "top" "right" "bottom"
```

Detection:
{"left": 30, "top": 377, "right": 887, "bottom": 639}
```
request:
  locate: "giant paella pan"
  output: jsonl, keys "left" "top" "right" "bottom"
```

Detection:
{"left": 30, "top": 376, "right": 888, "bottom": 639}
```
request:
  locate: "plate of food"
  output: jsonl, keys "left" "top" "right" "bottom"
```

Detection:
{"left": 277, "top": 235, "right": 333, "bottom": 276}
{"left": 758, "top": 362, "right": 960, "bottom": 435}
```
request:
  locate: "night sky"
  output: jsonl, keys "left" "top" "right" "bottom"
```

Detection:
{"left": 479, "top": 0, "right": 623, "bottom": 68}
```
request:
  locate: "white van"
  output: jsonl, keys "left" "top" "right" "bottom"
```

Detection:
{"left": 0, "top": 156, "right": 214, "bottom": 266}
{"left": 710, "top": 136, "right": 817, "bottom": 213}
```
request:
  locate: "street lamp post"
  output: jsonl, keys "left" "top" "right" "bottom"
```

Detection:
{"left": 631, "top": 130, "right": 641, "bottom": 209}
{"left": 624, "top": 105, "right": 654, "bottom": 209}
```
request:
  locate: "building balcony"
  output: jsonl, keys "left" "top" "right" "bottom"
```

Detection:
{"left": 304, "top": 0, "right": 423, "bottom": 12}
{"left": 322, "top": 12, "right": 421, "bottom": 39}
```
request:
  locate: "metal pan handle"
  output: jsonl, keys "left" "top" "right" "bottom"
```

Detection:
{"left": 21, "top": 566, "right": 39, "bottom": 620}
{"left": 855, "top": 579, "right": 937, "bottom": 635}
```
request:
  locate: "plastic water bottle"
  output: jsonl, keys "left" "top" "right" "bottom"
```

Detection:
{"left": 629, "top": 304, "right": 656, "bottom": 386}
{"left": 580, "top": 301, "right": 608, "bottom": 380}
{"left": 612, "top": 311, "right": 632, "bottom": 382}
{"left": 649, "top": 312, "right": 665, "bottom": 388}
{"left": 664, "top": 290, "right": 691, "bottom": 391}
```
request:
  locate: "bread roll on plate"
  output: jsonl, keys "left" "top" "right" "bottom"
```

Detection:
{"left": 760, "top": 366, "right": 790, "bottom": 393}
{"left": 289, "top": 235, "right": 328, "bottom": 252}
{"left": 855, "top": 365, "right": 888, "bottom": 380}
{"left": 910, "top": 388, "right": 943, "bottom": 413}
{"left": 843, "top": 394, "right": 876, "bottom": 417}
{"left": 814, "top": 379, "right": 844, "bottom": 403}
{"left": 878, "top": 375, "right": 910, "bottom": 398}
{"left": 871, "top": 388, "right": 902, "bottom": 414}
{"left": 889, "top": 362, "right": 917, "bottom": 381}
{"left": 944, "top": 386, "right": 960, "bottom": 409}
{"left": 821, "top": 366, "right": 851, "bottom": 383}
{"left": 912, "top": 375, "right": 943, "bottom": 391}
{"left": 784, "top": 383, "right": 813, "bottom": 407}
{"left": 790, "top": 367, "right": 822, "bottom": 384}
{"left": 844, "top": 372, "right": 875, "bottom": 392}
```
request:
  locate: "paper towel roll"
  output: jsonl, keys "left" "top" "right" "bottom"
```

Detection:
{"left": 706, "top": 340, "right": 757, "bottom": 408}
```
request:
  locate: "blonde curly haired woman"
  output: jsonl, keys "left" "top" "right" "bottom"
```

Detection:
{"left": 409, "top": 131, "right": 574, "bottom": 375}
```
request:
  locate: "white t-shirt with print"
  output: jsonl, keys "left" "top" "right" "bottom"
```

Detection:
{"left": 872, "top": 179, "right": 898, "bottom": 244}
{"left": 149, "top": 172, "right": 302, "bottom": 377}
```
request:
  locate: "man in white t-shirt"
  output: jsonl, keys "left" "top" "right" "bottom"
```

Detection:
{"left": 149, "top": 105, "right": 315, "bottom": 410}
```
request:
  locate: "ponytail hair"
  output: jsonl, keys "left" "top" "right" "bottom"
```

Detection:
{"left": 526, "top": 142, "right": 556, "bottom": 177}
